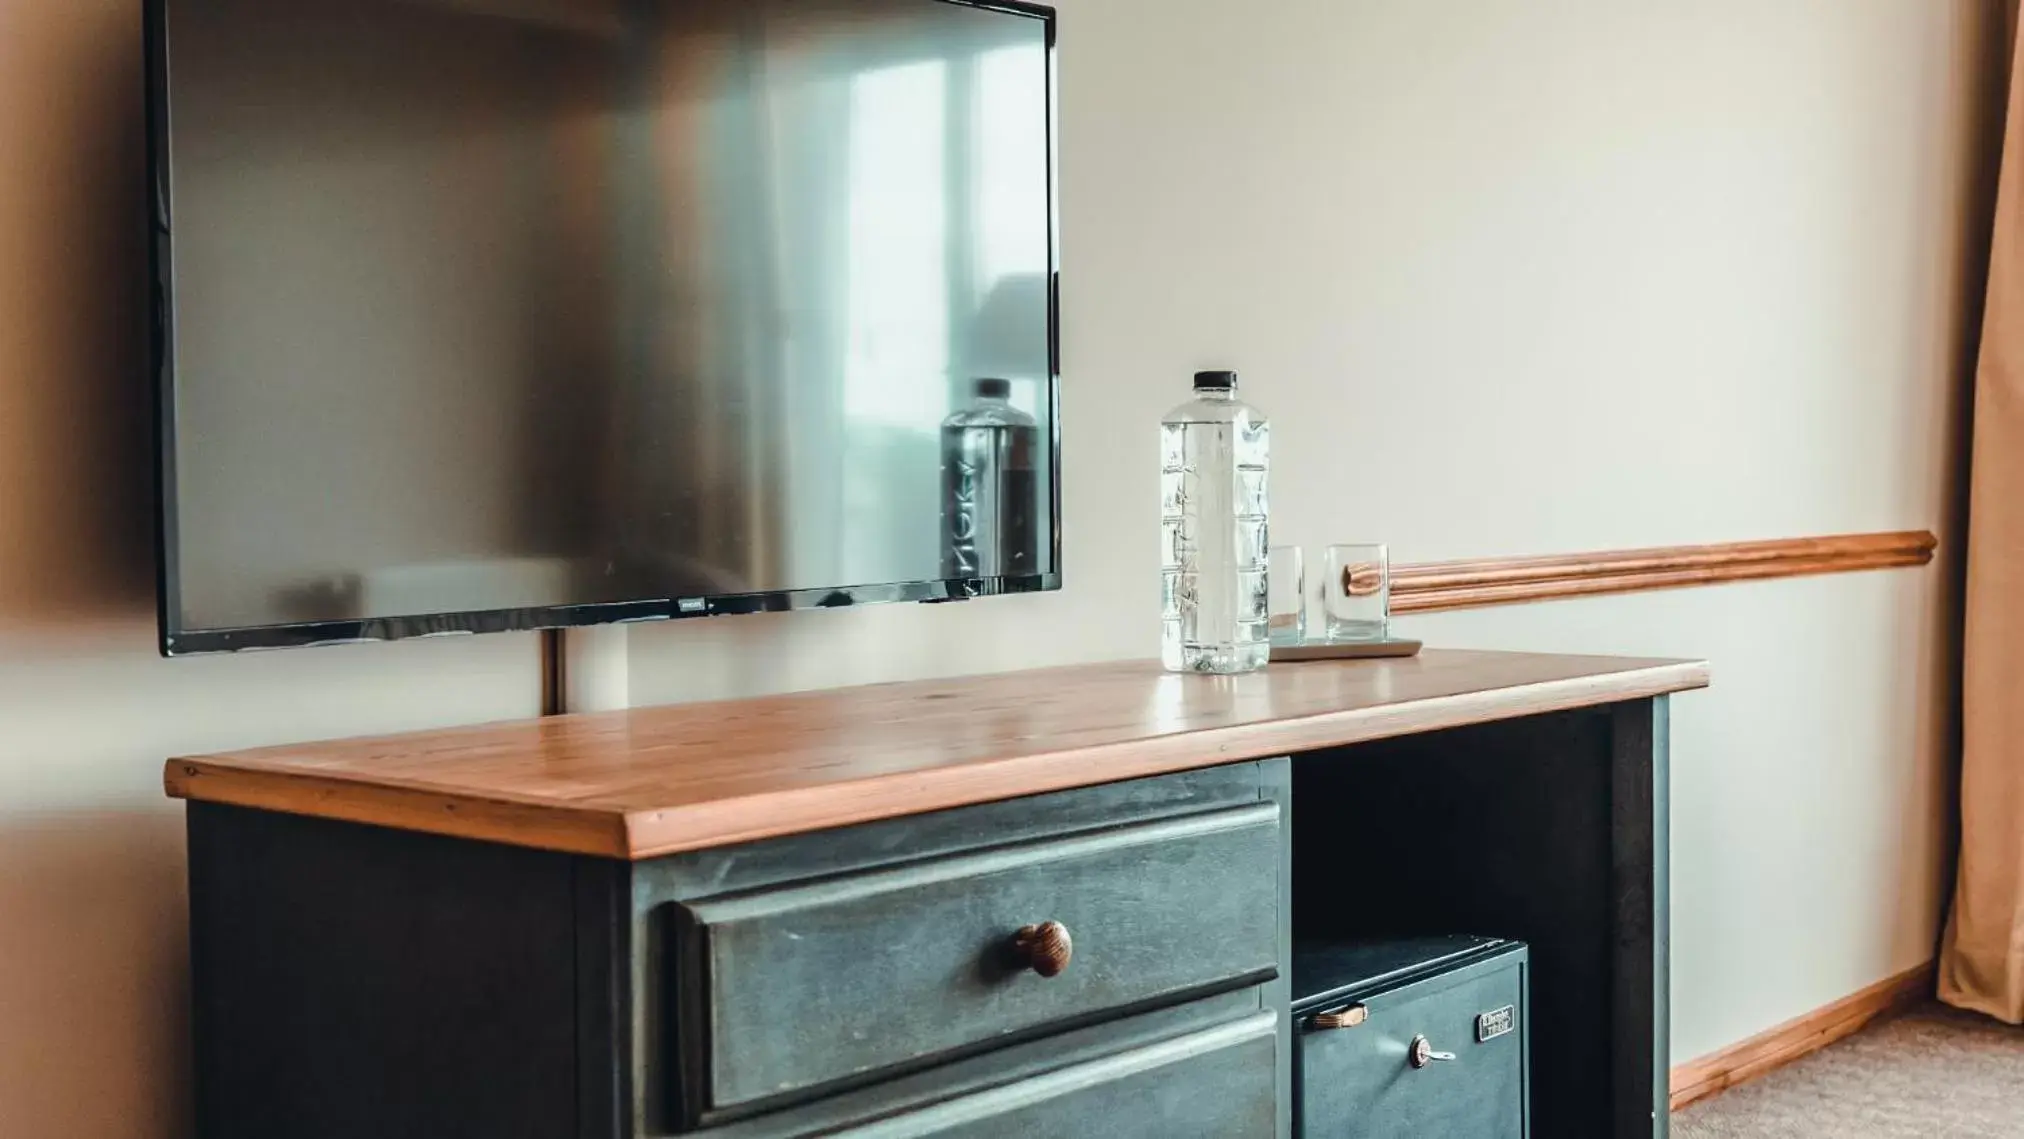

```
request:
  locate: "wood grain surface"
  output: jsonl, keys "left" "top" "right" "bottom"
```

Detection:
{"left": 1667, "top": 959, "right": 1936, "bottom": 1111}
{"left": 1392, "top": 531, "right": 1936, "bottom": 614}
{"left": 164, "top": 649, "right": 1707, "bottom": 859}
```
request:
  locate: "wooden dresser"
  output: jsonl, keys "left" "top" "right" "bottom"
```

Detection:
{"left": 165, "top": 649, "right": 1706, "bottom": 1138}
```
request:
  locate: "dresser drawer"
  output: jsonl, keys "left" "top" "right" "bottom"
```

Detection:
{"left": 672, "top": 801, "right": 1282, "bottom": 1119}
{"left": 835, "top": 1009, "right": 1278, "bottom": 1138}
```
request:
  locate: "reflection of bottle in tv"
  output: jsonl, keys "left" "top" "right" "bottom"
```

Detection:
{"left": 942, "top": 378, "right": 1040, "bottom": 582}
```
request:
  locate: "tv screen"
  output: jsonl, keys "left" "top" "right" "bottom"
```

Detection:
{"left": 149, "top": 0, "right": 1058, "bottom": 654}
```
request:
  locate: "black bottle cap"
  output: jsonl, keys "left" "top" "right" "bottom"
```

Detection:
{"left": 976, "top": 377, "right": 1012, "bottom": 399}
{"left": 1193, "top": 370, "right": 1237, "bottom": 391}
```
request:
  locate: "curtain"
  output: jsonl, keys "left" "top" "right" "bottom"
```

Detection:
{"left": 1941, "top": 15, "right": 2024, "bottom": 1024}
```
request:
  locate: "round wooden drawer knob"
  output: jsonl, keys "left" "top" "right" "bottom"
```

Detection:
{"left": 1012, "top": 921, "right": 1074, "bottom": 978}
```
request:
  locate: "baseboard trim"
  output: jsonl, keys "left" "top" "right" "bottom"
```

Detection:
{"left": 1668, "top": 960, "right": 1937, "bottom": 1112}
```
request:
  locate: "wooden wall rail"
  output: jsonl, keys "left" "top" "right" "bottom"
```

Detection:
{"left": 1392, "top": 531, "right": 1937, "bottom": 615}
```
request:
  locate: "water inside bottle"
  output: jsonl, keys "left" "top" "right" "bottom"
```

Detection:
{"left": 1161, "top": 382, "right": 1269, "bottom": 674}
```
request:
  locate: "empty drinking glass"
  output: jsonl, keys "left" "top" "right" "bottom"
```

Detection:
{"left": 1323, "top": 543, "right": 1389, "bottom": 641}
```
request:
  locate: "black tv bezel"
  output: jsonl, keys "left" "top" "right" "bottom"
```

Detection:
{"left": 147, "top": 0, "right": 1062, "bottom": 656}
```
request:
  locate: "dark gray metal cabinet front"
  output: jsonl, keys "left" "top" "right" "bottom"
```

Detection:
{"left": 691, "top": 991, "right": 1275, "bottom": 1139}
{"left": 836, "top": 1010, "right": 1280, "bottom": 1138}
{"left": 630, "top": 761, "right": 1294, "bottom": 1137}
{"left": 678, "top": 804, "right": 1280, "bottom": 1114}
{"left": 1296, "top": 949, "right": 1530, "bottom": 1139}
{"left": 183, "top": 762, "right": 1294, "bottom": 1139}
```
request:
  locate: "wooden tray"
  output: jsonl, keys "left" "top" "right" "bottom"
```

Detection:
{"left": 1269, "top": 637, "right": 1423, "bottom": 663}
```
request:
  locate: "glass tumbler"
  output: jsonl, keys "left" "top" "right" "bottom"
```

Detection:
{"left": 1267, "top": 546, "right": 1306, "bottom": 644}
{"left": 1323, "top": 543, "right": 1390, "bottom": 642}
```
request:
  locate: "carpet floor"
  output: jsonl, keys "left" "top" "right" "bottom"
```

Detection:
{"left": 1672, "top": 1002, "right": 2024, "bottom": 1138}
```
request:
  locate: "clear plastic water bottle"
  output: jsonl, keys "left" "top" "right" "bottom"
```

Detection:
{"left": 942, "top": 378, "right": 1041, "bottom": 581}
{"left": 1161, "top": 370, "right": 1270, "bottom": 673}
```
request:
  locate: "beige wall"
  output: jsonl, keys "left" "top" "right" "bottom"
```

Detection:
{"left": 628, "top": 0, "right": 1998, "bottom": 1066}
{"left": 0, "top": 3, "right": 543, "bottom": 1136}
{"left": 0, "top": 0, "right": 1998, "bottom": 1135}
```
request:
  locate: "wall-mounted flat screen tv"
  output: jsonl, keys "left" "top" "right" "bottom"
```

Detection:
{"left": 149, "top": 0, "right": 1059, "bottom": 655}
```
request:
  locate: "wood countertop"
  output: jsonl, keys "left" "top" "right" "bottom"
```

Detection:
{"left": 164, "top": 649, "right": 1708, "bottom": 859}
